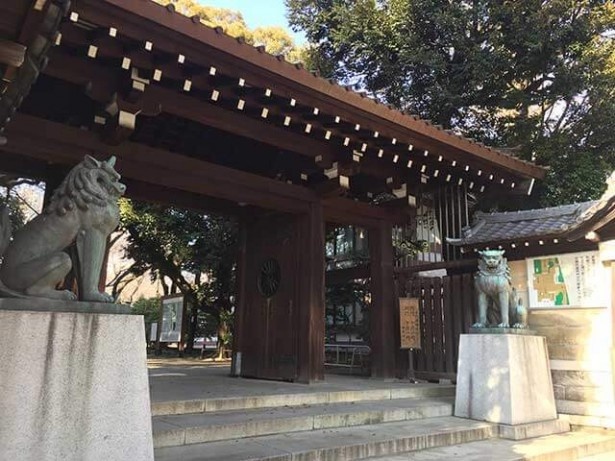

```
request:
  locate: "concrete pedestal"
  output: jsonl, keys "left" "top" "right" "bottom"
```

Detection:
{"left": 0, "top": 306, "right": 154, "bottom": 460}
{"left": 455, "top": 334, "right": 557, "bottom": 425}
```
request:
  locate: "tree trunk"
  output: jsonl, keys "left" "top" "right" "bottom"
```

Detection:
{"left": 216, "top": 316, "right": 229, "bottom": 360}
{"left": 185, "top": 305, "right": 198, "bottom": 354}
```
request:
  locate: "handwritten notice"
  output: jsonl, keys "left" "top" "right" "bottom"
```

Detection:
{"left": 399, "top": 297, "right": 421, "bottom": 349}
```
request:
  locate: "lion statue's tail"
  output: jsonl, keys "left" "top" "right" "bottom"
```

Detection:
{"left": 0, "top": 207, "right": 26, "bottom": 299}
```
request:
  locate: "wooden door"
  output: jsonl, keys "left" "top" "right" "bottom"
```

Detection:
{"left": 241, "top": 212, "right": 298, "bottom": 381}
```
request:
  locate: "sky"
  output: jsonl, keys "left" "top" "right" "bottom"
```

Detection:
{"left": 197, "top": 0, "right": 306, "bottom": 44}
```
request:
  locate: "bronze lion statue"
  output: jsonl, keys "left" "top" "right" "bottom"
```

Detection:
{"left": 474, "top": 250, "right": 528, "bottom": 329}
{"left": 0, "top": 155, "right": 125, "bottom": 302}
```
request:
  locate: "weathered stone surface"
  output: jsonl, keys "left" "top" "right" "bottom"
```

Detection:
{"left": 536, "top": 326, "right": 597, "bottom": 345}
{"left": 552, "top": 370, "right": 613, "bottom": 388}
{"left": 554, "top": 384, "right": 566, "bottom": 400}
{"left": 565, "top": 385, "right": 614, "bottom": 403}
{"left": 0, "top": 155, "right": 125, "bottom": 302}
{"left": 469, "top": 327, "right": 536, "bottom": 335}
{"left": 455, "top": 334, "right": 557, "bottom": 425}
{"left": 497, "top": 419, "right": 570, "bottom": 440}
{"left": 0, "top": 309, "right": 154, "bottom": 460}
{"left": 0, "top": 297, "right": 130, "bottom": 314}
{"left": 548, "top": 344, "right": 591, "bottom": 361}
{"left": 557, "top": 400, "right": 615, "bottom": 418}
{"left": 529, "top": 309, "right": 605, "bottom": 328}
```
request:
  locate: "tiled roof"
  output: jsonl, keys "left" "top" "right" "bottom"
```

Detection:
{"left": 448, "top": 201, "right": 599, "bottom": 246}
{"left": 448, "top": 173, "right": 615, "bottom": 247}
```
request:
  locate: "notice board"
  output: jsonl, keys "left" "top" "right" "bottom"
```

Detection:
{"left": 399, "top": 297, "right": 421, "bottom": 349}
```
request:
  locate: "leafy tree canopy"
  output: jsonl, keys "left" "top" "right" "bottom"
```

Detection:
{"left": 286, "top": 0, "right": 615, "bottom": 206}
{"left": 119, "top": 199, "right": 238, "bottom": 352}
{"left": 156, "top": 0, "right": 303, "bottom": 61}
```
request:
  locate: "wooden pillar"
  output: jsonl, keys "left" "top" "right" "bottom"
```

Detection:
{"left": 231, "top": 219, "right": 248, "bottom": 376}
{"left": 296, "top": 202, "right": 325, "bottom": 383}
{"left": 369, "top": 220, "right": 397, "bottom": 379}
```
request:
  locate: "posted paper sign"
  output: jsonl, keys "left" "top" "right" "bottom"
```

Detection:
{"left": 399, "top": 297, "right": 421, "bottom": 349}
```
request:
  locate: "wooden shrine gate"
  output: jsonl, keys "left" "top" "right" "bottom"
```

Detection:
{"left": 400, "top": 274, "right": 477, "bottom": 381}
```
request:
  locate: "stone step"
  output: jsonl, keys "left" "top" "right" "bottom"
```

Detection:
{"left": 364, "top": 430, "right": 615, "bottom": 460}
{"left": 154, "top": 416, "right": 497, "bottom": 461}
{"left": 151, "top": 384, "right": 455, "bottom": 416}
{"left": 579, "top": 451, "right": 615, "bottom": 460}
{"left": 153, "top": 397, "right": 454, "bottom": 448}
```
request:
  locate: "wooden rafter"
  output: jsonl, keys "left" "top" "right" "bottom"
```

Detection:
{"left": 2, "top": 113, "right": 409, "bottom": 226}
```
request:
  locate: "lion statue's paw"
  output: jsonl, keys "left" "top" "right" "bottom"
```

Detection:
{"left": 472, "top": 322, "right": 486, "bottom": 328}
{"left": 82, "top": 291, "right": 115, "bottom": 303}
{"left": 513, "top": 323, "right": 528, "bottom": 329}
{"left": 497, "top": 322, "right": 510, "bottom": 328}
{"left": 60, "top": 290, "right": 77, "bottom": 301}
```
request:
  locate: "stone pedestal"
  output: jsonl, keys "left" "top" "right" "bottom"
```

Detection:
{"left": 0, "top": 304, "right": 154, "bottom": 460}
{"left": 455, "top": 334, "right": 557, "bottom": 425}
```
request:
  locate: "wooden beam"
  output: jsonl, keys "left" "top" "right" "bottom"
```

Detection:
{"left": 394, "top": 259, "right": 477, "bottom": 276}
{"left": 325, "top": 265, "right": 370, "bottom": 285}
{"left": 44, "top": 49, "right": 337, "bottom": 164}
{"left": 4, "top": 113, "right": 315, "bottom": 213}
{"left": 123, "top": 179, "right": 245, "bottom": 217}
{"left": 323, "top": 196, "right": 407, "bottom": 227}
{"left": 0, "top": 39, "right": 25, "bottom": 67}
{"left": 3, "top": 114, "right": 410, "bottom": 225}
{"left": 44, "top": 45, "right": 494, "bottom": 191}
{"left": 72, "top": 0, "right": 546, "bottom": 181}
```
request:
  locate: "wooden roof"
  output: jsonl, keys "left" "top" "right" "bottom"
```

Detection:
{"left": 0, "top": 0, "right": 547, "bottom": 224}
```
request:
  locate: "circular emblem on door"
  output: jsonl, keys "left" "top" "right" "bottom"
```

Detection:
{"left": 258, "top": 258, "right": 281, "bottom": 298}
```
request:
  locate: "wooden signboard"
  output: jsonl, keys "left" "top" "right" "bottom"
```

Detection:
{"left": 399, "top": 297, "right": 421, "bottom": 350}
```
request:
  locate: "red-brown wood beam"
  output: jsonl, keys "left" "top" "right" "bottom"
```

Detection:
{"left": 72, "top": 0, "right": 545, "bottom": 182}
{"left": 0, "top": 39, "right": 25, "bottom": 67}
{"left": 44, "top": 49, "right": 338, "bottom": 165}
{"left": 296, "top": 202, "right": 326, "bottom": 383}
{"left": 44, "top": 46, "right": 439, "bottom": 189}
{"left": 4, "top": 113, "right": 315, "bottom": 213}
{"left": 3, "top": 114, "right": 410, "bottom": 225}
{"left": 369, "top": 220, "right": 398, "bottom": 379}
{"left": 325, "top": 265, "right": 371, "bottom": 286}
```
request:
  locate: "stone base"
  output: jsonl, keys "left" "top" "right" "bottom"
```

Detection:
{"left": 455, "top": 334, "right": 557, "bottom": 426}
{"left": 498, "top": 419, "right": 570, "bottom": 440}
{"left": 469, "top": 326, "right": 537, "bottom": 335}
{"left": 0, "top": 308, "right": 154, "bottom": 460}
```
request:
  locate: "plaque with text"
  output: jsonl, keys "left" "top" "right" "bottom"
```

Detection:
{"left": 160, "top": 295, "right": 185, "bottom": 343}
{"left": 399, "top": 297, "right": 421, "bottom": 349}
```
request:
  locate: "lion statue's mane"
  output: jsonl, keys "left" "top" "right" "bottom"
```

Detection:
{"left": 474, "top": 250, "right": 527, "bottom": 329}
{"left": 0, "top": 155, "right": 125, "bottom": 302}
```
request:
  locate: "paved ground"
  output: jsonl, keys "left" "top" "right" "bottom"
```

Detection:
{"left": 147, "top": 358, "right": 443, "bottom": 403}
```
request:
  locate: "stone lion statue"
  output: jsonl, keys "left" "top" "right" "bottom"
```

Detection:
{"left": 0, "top": 155, "right": 125, "bottom": 302}
{"left": 474, "top": 249, "right": 527, "bottom": 329}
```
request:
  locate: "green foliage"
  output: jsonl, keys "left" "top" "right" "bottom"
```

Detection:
{"left": 156, "top": 0, "right": 304, "bottom": 61}
{"left": 287, "top": 0, "right": 615, "bottom": 206}
{"left": 119, "top": 199, "right": 238, "bottom": 348}
{"left": 131, "top": 296, "right": 161, "bottom": 325}
{"left": 0, "top": 194, "right": 26, "bottom": 233}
